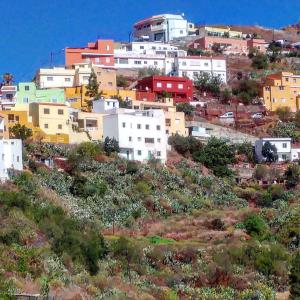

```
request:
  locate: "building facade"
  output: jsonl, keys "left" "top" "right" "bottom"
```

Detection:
{"left": 255, "top": 138, "right": 293, "bottom": 162}
{"left": 261, "top": 72, "right": 300, "bottom": 112}
{"left": 65, "top": 39, "right": 115, "bottom": 67}
{"left": 133, "top": 14, "right": 195, "bottom": 42}
{"left": 0, "top": 139, "right": 23, "bottom": 181}
{"left": 103, "top": 109, "right": 167, "bottom": 163}
{"left": 136, "top": 75, "right": 193, "bottom": 103}
{"left": 174, "top": 56, "right": 227, "bottom": 82}
{"left": 0, "top": 85, "right": 17, "bottom": 110}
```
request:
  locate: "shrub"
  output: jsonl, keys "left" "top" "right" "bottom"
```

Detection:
{"left": 254, "top": 165, "right": 269, "bottom": 181}
{"left": 290, "top": 252, "right": 300, "bottom": 299}
{"left": 285, "top": 164, "right": 300, "bottom": 189}
{"left": 243, "top": 213, "right": 268, "bottom": 239}
{"left": 211, "top": 218, "right": 225, "bottom": 231}
{"left": 168, "top": 134, "right": 203, "bottom": 156}
{"left": 193, "top": 137, "right": 235, "bottom": 177}
{"left": 104, "top": 137, "right": 120, "bottom": 156}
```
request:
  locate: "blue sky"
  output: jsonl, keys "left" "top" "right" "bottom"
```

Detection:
{"left": 1, "top": 0, "right": 300, "bottom": 82}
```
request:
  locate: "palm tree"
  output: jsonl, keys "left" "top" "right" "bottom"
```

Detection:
{"left": 2, "top": 73, "right": 13, "bottom": 86}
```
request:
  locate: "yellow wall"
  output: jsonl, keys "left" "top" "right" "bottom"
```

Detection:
{"left": 102, "top": 89, "right": 136, "bottom": 101}
{"left": 262, "top": 72, "right": 300, "bottom": 112}
{"left": 30, "top": 103, "right": 69, "bottom": 135}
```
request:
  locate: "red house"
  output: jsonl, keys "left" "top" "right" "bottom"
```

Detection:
{"left": 65, "top": 39, "right": 115, "bottom": 67}
{"left": 136, "top": 76, "right": 193, "bottom": 103}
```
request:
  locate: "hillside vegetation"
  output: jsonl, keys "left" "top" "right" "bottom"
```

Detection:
{"left": 0, "top": 141, "right": 299, "bottom": 299}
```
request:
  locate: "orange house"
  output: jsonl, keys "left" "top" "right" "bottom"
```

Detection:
{"left": 65, "top": 39, "right": 115, "bottom": 67}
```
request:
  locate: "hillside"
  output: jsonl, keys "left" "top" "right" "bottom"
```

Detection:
{"left": 0, "top": 141, "right": 299, "bottom": 299}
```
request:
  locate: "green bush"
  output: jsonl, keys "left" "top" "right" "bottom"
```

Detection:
{"left": 243, "top": 213, "right": 268, "bottom": 239}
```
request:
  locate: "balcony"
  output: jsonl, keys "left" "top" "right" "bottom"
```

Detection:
{"left": 151, "top": 24, "right": 166, "bottom": 31}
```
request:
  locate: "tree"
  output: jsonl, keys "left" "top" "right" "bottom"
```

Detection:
{"left": 276, "top": 106, "right": 291, "bottom": 122}
{"left": 116, "top": 75, "right": 129, "bottom": 88}
{"left": 193, "top": 137, "right": 235, "bottom": 177}
{"left": 251, "top": 53, "right": 269, "bottom": 69}
{"left": 285, "top": 164, "right": 300, "bottom": 189}
{"left": 295, "top": 110, "right": 300, "bottom": 128}
{"left": 243, "top": 213, "right": 268, "bottom": 238}
{"left": 176, "top": 103, "right": 194, "bottom": 116}
{"left": 290, "top": 252, "right": 300, "bottom": 299}
{"left": 267, "top": 41, "right": 282, "bottom": 63}
{"left": 220, "top": 88, "right": 232, "bottom": 104}
{"left": 138, "top": 67, "right": 162, "bottom": 79}
{"left": 254, "top": 165, "right": 269, "bottom": 181}
{"left": 85, "top": 70, "right": 102, "bottom": 107}
{"left": 2, "top": 73, "right": 13, "bottom": 86}
{"left": 262, "top": 141, "right": 278, "bottom": 162}
{"left": 270, "top": 122, "right": 300, "bottom": 143}
{"left": 194, "top": 72, "right": 222, "bottom": 96}
{"left": 112, "top": 237, "right": 142, "bottom": 282}
{"left": 9, "top": 123, "right": 32, "bottom": 141}
{"left": 232, "top": 78, "right": 259, "bottom": 105}
{"left": 211, "top": 43, "right": 224, "bottom": 54}
{"left": 168, "top": 134, "right": 203, "bottom": 157}
{"left": 104, "top": 137, "right": 120, "bottom": 156}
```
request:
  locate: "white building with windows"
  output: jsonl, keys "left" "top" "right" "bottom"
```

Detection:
{"left": 255, "top": 138, "right": 294, "bottom": 162}
{"left": 133, "top": 14, "right": 196, "bottom": 42}
{"left": 174, "top": 56, "right": 227, "bottom": 83}
{"left": 0, "top": 85, "right": 17, "bottom": 110}
{"left": 103, "top": 109, "right": 167, "bottom": 163}
{"left": 92, "top": 99, "right": 120, "bottom": 113}
{"left": 0, "top": 139, "right": 23, "bottom": 181}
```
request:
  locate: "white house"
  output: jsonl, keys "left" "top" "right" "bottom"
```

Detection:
{"left": 133, "top": 14, "right": 195, "bottom": 42}
{"left": 174, "top": 56, "right": 227, "bottom": 83}
{"left": 0, "top": 139, "right": 23, "bottom": 181}
{"left": 255, "top": 138, "right": 293, "bottom": 162}
{"left": 0, "top": 85, "right": 17, "bottom": 110}
{"left": 92, "top": 99, "right": 120, "bottom": 113}
{"left": 36, "top": 67, "right": 75, "bottom": 89}
{"left": 103, "top": 109, "right": 167, "bottom": 163}
{"left": 117, "top": 41, "right": 186, "bottom": 57}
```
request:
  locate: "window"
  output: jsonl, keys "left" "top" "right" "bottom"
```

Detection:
{"left": 282, "top": 154, "right": 287, "bottom": 161}
{"left": 83, "top": 76, "right": 89, "bottom": 81}
{"left": 44, "top": 108, "right": 50, "bottom": 114}
{"left": 134, "top": 60, "right": 142, "bottom": 65}
{"left": 182, "top": 61, "right": 187, "bottom": 66}
{"left": 106, "top": 45, "right": 110, "bottom": 51}
{"left": 166, "top": 83, "right": 172, "bottom": 88}
{"left": 293, "top": 78, "right": 297, "bottom": 83}
{"left": 157, "top": 138, "right": 161, "bottom": 143}
{"left": 145, "top": 138, "right": 154, "bottom": 143}
{"left": 154, "top": 61, "right": 158, "bottom": 65}
{"left": 137, "top": 124, "right": 141, "bottom": 129}
{"left": 119, "top": 58, "right": 128, "bottom": 64}
{"left": 157, "top": 151, "right": 161, "bottom": 157}
{"left": 156, "top": 82, "right": 162, "bottom": 88}
{"left": 279, "top": 86, "right": 284, "bottom": 90}
{"left": 180, "top": 30, "right": 183, "bottom": 34}
{"left": 178, "top": 83, "right": 183, "bottom": 89}
{"left": 140, "top": 46, "right": 144, "bottom": 49}
{"left": 52, "top": 98, "right": 57, "bottom": 103}
{"left": 265, "top": 87, "right": 270, "bottom": 91}
{"left": 175, "top": 118, "right": 180, "bottom": 124}
{"left": 23, "top": 97, "right": 29, "bottom": 103}
{"left": 137, "top": 150, "right": 142, "bottom": 156}
{"left": 282, "top": 143, "right": 287, "bottom": 148}
{"left": 108, "top": 82, "right": 113, "bottom": 86}
{"left": 17, "top": 156, "right": 19, "bottom": 163}
{"left": 58, "top": 109, "right": 64, "bottom": 115}
{"left": 47, "top": 77, "right": 53, "bottom": 81}
{"left": 138, "top": 137, "right": 142, "bottom": 142}
{"left": 58, "top": 124, "right": 62, "bottom": 130}
{"left": 122, "top": 122, "right": 126, "bottom": 128}
{"left": 193, "top": 72, "right": 198, "bottom": 76}
{"left": 285, "top": 78, "right": 289, "bottom": 82}
{"left": 105, "top": 57, "right": 110, "bottom": 63}
{"left": 65, "top": 78, "right": 71, "bottom": 82}
{"left": 273, "top": 98, "right": 276, "bottom": 103}
{"left": 2, "top": 154, "right": 4, "bottom": 160}
{"left": 144, "top": 61, "right": 148, "bottom": 64}
{"left": 204, "top": 63, "right": 209, "bottom": 67}
{"left": 156, "top": 125, "right": 161, "bottom": 130}
{"left": 145, "top": 124, "right": 150, "bottom": 130}
{"left": 129, "top": 136, "right": 132, "bottom": 142}
{"left": 95, "top": 57, "right": 100, "bottom": 63}
{"left": 25, "top": 85, "right": 30, "bottom": 91}
{"left": 44, "top": 124, "right": 48, "bottom": 129}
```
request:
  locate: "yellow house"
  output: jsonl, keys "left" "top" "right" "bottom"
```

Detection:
{"left": 0, "top": 113, "right": 9, "bottom": 139}
{"left": 29, "top": 103, "right": 70, "bottom": 143}
{"left": 72, "top": 111, "right": 104, "bottom": 141}
{"left": 131, "top": 98, "right": 188, "bottom": 136}
{"left": 262, "top": 72, "right": 300, "bottom": 112}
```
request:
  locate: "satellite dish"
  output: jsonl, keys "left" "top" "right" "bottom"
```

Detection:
{"left": 182, "top": 13, "right": 185, "bottom": 17}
